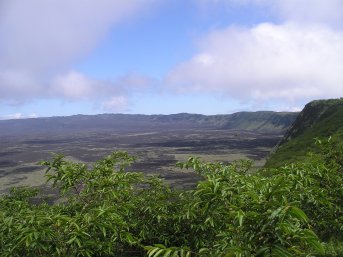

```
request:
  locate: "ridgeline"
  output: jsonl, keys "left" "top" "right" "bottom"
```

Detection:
{"left": 0, "top": 111, "right": 298, "bottom": 136}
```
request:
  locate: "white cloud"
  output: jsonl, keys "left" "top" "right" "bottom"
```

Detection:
{"left": 1, "top": 113, "right": 38, "bottom": 120}
{"left": 0, "top": 0, "right": 156, "bottom": 105}
{"left": 102, "top": 96, "right": 129, "bottom": 112}
{"left": 263, "top": 0, "right": 343, "bottom": 26}
{"left": 50, "top": 71, "right": 154, "bottom": 98}
{"left": 0, "top": 70, "right": 40, "bottom": 104}
{"left": 197, "top": 0, "right": 343, "bottom": 26}
{"left": 0, "top": 0, "right": 155, "bottom": 72}
{"left": 176, "top": 0, "right": 343, "bottom": 110}
{"left": 51, "top": 71, "right": 102, "bottom": 99}
{"left": 50, "top": 71, "right": 153, "bottom": 111}
{"left": 166, "top": 22, "right": 343, "bottom": 106}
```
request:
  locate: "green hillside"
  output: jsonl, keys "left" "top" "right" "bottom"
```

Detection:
{"left": 266, "top": 98, "right": 343, "bottom": 167}
{"left": 221, "top": 111, "right": 298, "bottom": 132}
{"left": 152, "top": 111, "right": 298, "bottom": 133}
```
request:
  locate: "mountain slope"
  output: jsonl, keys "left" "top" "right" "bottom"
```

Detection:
{"left": 0, "top": 112, "right": 298, "bottom": 136}
{"left": 266, "top": 98, "right": 343, "bottom": 167}
{"left": 221, "top": 111, "right": 297, "bottom": 132}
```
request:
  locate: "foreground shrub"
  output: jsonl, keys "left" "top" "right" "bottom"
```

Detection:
{"left": 0, "top": 141, "right": 342, "bottom": 256}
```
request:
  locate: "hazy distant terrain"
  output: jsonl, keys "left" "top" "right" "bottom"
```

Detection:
{"left": 0, "top": 112, "right": 298, "bottom": 135}
{"left": 0, "top": 112, "right": 297, "bottom": 191}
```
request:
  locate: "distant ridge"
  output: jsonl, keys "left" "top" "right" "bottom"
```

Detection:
{"left": 266, "top": 98, "right": 343, "bottom": 167}
{"left": 0, "top": 112, "right": 298, "bottom": 136}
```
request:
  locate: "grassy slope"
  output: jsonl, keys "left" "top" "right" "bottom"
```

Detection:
{"left": 221, "top": 111, "right": 298, "bottom": 132}
{"left": 162, "top": 112, "right": 299, "bottom": 133}
{"left": 266, "top": 98, "right": 343, "bottom": 167}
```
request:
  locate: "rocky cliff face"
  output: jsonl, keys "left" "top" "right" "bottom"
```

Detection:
{"left": 266, "top": 98, "right": 343, "bottom": 167}
{"left": 280, "top": 99, "right": 343, "bottom": 144}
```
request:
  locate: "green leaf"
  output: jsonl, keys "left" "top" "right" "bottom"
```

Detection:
{"left": 154, "top": 244, "right": 167, "bottom": 249}
{"left": 237, "top": 210, "right": 245, "bottom": 227}
{"left": 66, "top": 236, "right": 77, "bottom": 245}
{"left": 162, "top": 249, "right": 173, "bottom": 257}
{"left": 301, "top": 230, "right": 324, "bottom": 254}
{"left": 147, "top": 247, "right": 160, "bottom": 257}
{"left": 199, "top": 248, "right": 209, "bottom": 253}
{"left": 288, "top": 206, "right": 308, "bottom": 223}
{"left": 271, "top": 245, "right": 293, "bottom": 257}
{"left": 154, "top": 249, "right": 165, "bottom": 257}
{"left": 256, "top": 247, "right": 269, "bottom": 256}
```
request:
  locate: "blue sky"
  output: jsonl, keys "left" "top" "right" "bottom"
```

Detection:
{"left": 1, "top": 0, "right": 343, "bottom": 119}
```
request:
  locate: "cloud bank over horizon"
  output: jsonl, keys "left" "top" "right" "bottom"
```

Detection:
{"left": 0, "top": 0, "right": 156, "bottom": 109}
{"left": 167, "top": 0, "right": 343, "bottom": 108}
{"left": 166, "top": 22, "right": 343, "bottom": 106}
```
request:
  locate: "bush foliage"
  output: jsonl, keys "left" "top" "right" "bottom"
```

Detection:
{"left": 0, "top": 140, "right": 342, "bottom": 256}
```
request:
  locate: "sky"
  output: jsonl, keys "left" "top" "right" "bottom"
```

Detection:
{"left": 0, "top": 0, "right": 343, "bottom": 119}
